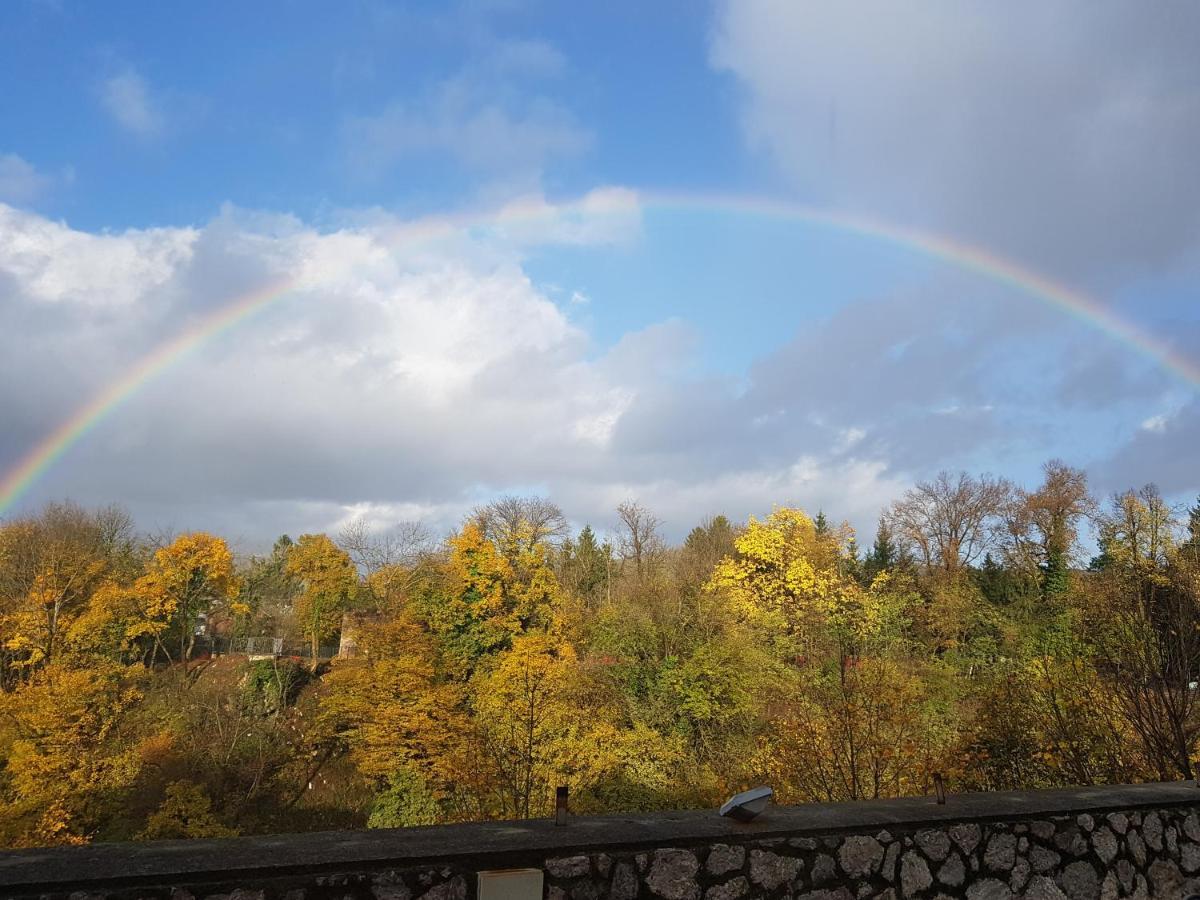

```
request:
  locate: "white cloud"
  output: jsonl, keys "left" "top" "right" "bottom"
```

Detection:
{"left": 0, "top": 154, "right": 53, "bottom": 204}
{"left": 1141, "top": 414, "right": 1169, "bottom": 434}
{"left": 100, "top": 69, "right": 164, "bottom": 138}
{"left": 2, "top": 188, "right": 1193, "bottom": 547}
{"left": 0, "top": 204, "right": 196, "bottom": 307}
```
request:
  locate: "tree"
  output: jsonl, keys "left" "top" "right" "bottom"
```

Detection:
{"left": 236, "top": 535, "right": 300, "bottom": 640}
{"left": 707, "top": 508, "right": 904, "bottom": 659}
{"left": 472, "top": 496, "right": 567, "bottom": 563}
{"left": 861, "top": 516, "right": 904, "bottom": 584}
{"left": 285, "top": 535, "right": 357, "bottom": 668}
{"left": 757, "top": 657, "right": 947, "bottom": 802}
{"left": 137, "top": 781, "right": 238, "bottom": 840}
{"left": 132, "top": 533, "right": 242, "bottom": 664}
{"left": 887, "top": 472, "right": 1012, "bottom": 574}
{"left": 467, "top": 635, "right": 582, "bottom": 819}
{"left": 558, "top": 525, "right": 613, "bottom": 609}
{"left": 418, "top": 523, "right": 559, "bottom": 680}
{"left": 1004, "top": 461, "right": 1092, "bottom": 599}
{"left": 338, "top": 519, "right": 431, "bottom": 575}
{"left": 0, "top": 503, "right": 136, "bottom": 678}
{"left": 615, "top": 501, "right": 664, "bottom": 584}
{"left": 1093, "top": 485, "right": 1177, "bottom": 583}
{"left": 0, "top": 661, "right": 144, "bottom": 846}
{"left": 320, "top": 618, "right": 466, "bottom": 796}
{"left": 1179, "top": 496, "right": 1200, "bottom": 565}
{"left": 1089, "top": 559, "right": 1200, "bottom": 781}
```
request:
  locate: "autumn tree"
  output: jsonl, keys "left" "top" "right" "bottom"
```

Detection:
{"left": 131, "top": 533, "right": 241, "bottom": 664}
{"left": 1004, "top": 461, "right": 1093, "bottom": 599}
{"left": 285, "top": 534, "right": 358, "bottom": 668}
{"left": 0, "top": 661, "right": 143, "bottom": 846}
{"left": 887, "top": 471, "right": 1012, "bottom": 575}
{"left": 467, "top": 635, "right": 583, "bottom": 819}
{"left": 472, "top": 496, "right": 567, "bottom": 563}
{"left": 758, "top": 657, "right": 948, "bottom": 803}
{"left": 318, "top": 614, "right": 466, "bottom": 824}
{"left": 706, "top": 508, "right": 897, "bottom": 658}
{"left": 0, "top": 503, "right": 136, "bottom": 677}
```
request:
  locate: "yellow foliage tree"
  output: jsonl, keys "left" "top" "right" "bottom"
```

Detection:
{"left": 423, "top": 523, "right": 559, "bottom": 679}
{"left": 137, "top": 780, "right": 238, "bottom": 840}
{"left": 756, "top": 657, "right": 948, "bottom": 802}
{"left": 467, "top": 634, "right": 585, "bottom": 818}
{"left": 320, "top": 617, "right": 466, "bottom": 788}
{"left": 0, "top": 662, "right": 143, "bottom": 846}
{"left": 707, "top": 508, "right": 908, "bottom": 657}
{"left": 285, "top": 534, "right": 357, "bottom": 667}
{"left": 2, "top": 559, "right": 107, "bottom": 670}
{"left": 131, "top": 533, "right": 242, "bottom": 663}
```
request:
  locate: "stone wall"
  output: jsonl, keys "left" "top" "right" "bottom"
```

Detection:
{"left": 2, "top": 783, "right": 1199, "bottom": 900}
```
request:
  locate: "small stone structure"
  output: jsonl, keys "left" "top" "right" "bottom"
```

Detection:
{"left": 2, "top": 783, "right": 1199, "bottom": 900}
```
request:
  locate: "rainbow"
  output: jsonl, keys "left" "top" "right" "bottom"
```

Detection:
{"left": 1, "top": 191, "right": 1196, "bottom": 517}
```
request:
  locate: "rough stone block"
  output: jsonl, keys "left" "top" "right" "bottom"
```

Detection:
{"left": 1009, "top": 857, "right": 1030, "bottom": 892}
{"left": 547, "top": 857, "right": 592, "bottom": 880}
{"left": 1147, "top": 859, "right": 1182, "bottom": 899}
{"left": 796, "top": 890, "right": 853, "bottom": 900}
{"left": 1142, "top": 812, "right": 1164, "bottom": 851}
{"left": 1053, "top": 828, "right": 1088, "bottom": 858}
{"left": 1023, "top": 876, "right": 1070, "bottom": 900}
{"left": 1183, "top": 842, "right": 1200, "bottom": 873}
{"left": 984, "top": 833, "right": 1017, "bottom": 871}
{"left": 812, "top": 854, "right": 837, "bottom": 886}
{"left": 1184, "top": 813, "right": 1200, "bottom": 843}
{"left": 882, "top": 842, "right": 901, "bottom": 882}
{"left": 950, "top": 824, "right": 982, "bottom": 856}
{"left": 1127, "top": 829, "right": 1147, "bottom": 867}
{"left": 1116, "top": 859, "right": 1135, "bottom": 894}
{"left": 749, "top": 849, "right": 801, "bottom": 891}
{"left": 839, "top": 836, "right": 885, "bottom": 877}
{"left": 705, "top": 877, "right": 748, "bottom": 900}
{"left": 1057, "top": 861, "right": 1099, "bottom": 900}
{"left": 418, "top": 878, "right": 466, "bottom": 900}
{"left": 915, "top": 831, "right": 951, "bottom": 863}
{"left": 707, "top": 844, "right": 745, "bottom": 877}
{"left": 647, "top": 849, "right": 700, "bottom": 900}
{"left": 611, "top": 863, "right": 638, "bottom": 900}
{"left": 936, "top": 853, "right": 965, "bottom": 887}
{"left": 1091, "top": 827, "right": 1118, "bottom": 865}
{"left": 900, "top": 852, "right": 932, "bottom": 897}
{"left": 1030, "top": 821, "right": 1057, "bottom": 841}
{"left": 965, "top": 878, "right": 1012, "bottom": 900}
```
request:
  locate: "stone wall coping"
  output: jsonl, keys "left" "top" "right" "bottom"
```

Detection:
{"left": 1, "top": 781, "right": 1196, "bottom": 892}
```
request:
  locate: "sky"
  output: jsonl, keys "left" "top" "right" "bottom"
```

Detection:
{"left": 1, "top": 0, "right": 1198, "bottom": 550}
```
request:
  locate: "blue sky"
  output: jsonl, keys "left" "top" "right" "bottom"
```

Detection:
{"left": 1, "top": 0, "right": 1198, "bottom": 548}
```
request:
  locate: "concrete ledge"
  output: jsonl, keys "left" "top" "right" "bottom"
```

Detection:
{"left": 1, "top": 782, "right": 1197, "bottom": 892}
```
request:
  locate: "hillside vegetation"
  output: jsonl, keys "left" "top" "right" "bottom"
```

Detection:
{"left": 1, "top": 463, "right": 1199, "bottom": 848}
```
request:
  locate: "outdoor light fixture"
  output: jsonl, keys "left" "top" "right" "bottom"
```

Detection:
{"left": 718, "top": 786, "right": 773, "bottom": 821}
